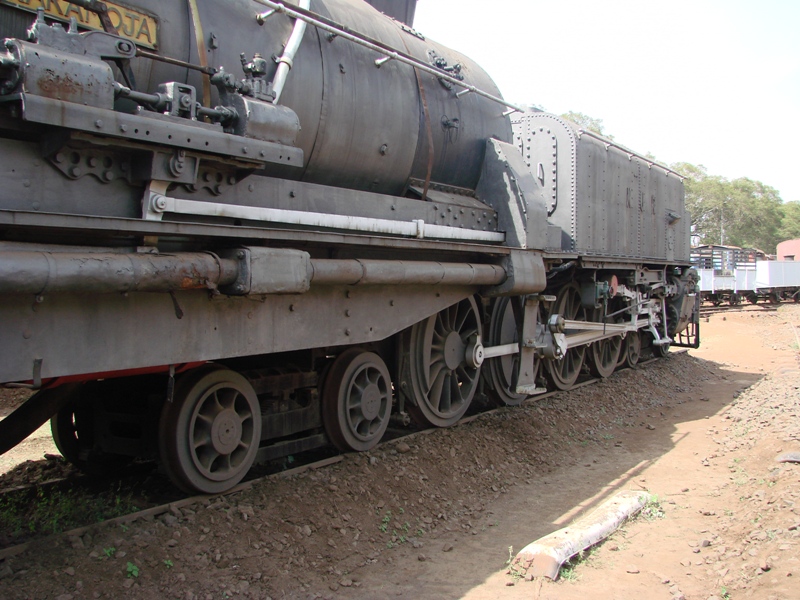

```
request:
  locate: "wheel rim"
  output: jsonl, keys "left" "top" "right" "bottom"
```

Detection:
{"left": 406, "top": 297, "right": 482, "bottom": 427}
{"left": 323, "top": 349, "right": 392, "bottom": 452}
{"left": 588, "top": 308, "right": 622, "bottom": 378}
{"left": 545, "top": 283, "right": 586, "bottom": 390}
{"left": 160, "top": 366, "right": 261, "bottom": 494}
{"left": 486, "top": 297, "right": 540, "bottom": 406}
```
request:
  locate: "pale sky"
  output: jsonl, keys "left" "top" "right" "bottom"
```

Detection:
{"left": 414, "top": 0, "right": 800, "bottom": 202}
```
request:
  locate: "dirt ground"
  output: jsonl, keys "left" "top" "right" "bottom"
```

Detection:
{"left": 1, "top": 304, "right": 799, "bottom": 600}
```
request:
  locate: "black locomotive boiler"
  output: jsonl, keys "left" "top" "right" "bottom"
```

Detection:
{"left": 0, "top": 0, "right": 699, "bottom": 493}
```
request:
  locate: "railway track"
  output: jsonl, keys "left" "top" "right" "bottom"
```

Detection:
{"left": 699, "top": 303, "right": 779, "bottom": 318}
{"left": 0, "top": 353, "right": 672, "bottom": 560}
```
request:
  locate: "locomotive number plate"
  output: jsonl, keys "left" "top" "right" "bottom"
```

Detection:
{"left": 3, "top": 0, "right": 158, "bottom": 48}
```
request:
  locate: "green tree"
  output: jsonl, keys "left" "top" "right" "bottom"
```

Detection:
{"left": 672, "top": 163, "right": 784, "bottom": 253}
{"left": 779, "top": 201, "right": 800, "bottom": 242}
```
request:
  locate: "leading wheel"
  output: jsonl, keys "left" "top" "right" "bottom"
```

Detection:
{"left": 322, "top": 349, "right": 392, "bottom": 452}
{"left": 545, "top": 283, "right": 587, "bottom": 390}
{"left": 51, "top": 383, "right": 131, "bottom": 475}
{"left": 159, "top": 366, "right": 261, "bottom": 494}
{"left": 486, "top": 297, "right": 540, "bottom": 406}
{"left": 404, "top": 297, "right": 483, "bottom": 427}
{"left": 587, "top": 309, "right": 622, "bottom": 378}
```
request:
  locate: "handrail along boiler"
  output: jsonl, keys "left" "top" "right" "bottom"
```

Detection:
{"left": 0, "top": 0, "right": 699, "bottom": 493}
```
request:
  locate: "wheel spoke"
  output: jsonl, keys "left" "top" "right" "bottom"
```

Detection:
{"left": 454, "top": 302, "right": 470, "bottom": 332}
{"left": 426, "top": 359, "right": 447, "bottom": 393}
{"left": 196, "top": 445, "right": 220, "bottom": 471}
{"left": 429, "top": 369, "right": 447, "bottom": 411}
{"left": 403, "top": 297, "right": 482, "bottom": 427}
{"left": 192, "top": 428, "right": 212, "bottom": 449}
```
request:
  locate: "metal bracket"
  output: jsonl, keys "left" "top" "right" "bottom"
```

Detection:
{"left": 143, "top": 180, "right": 170, "bottom": 221}
{"left": 514, "top": 296, "right": 540, "bottom": 394}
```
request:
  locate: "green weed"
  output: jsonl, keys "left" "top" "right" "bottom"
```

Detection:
{"left": 378, "top": 510, "right": 392, "bottom": 533}
{"left": 126, "top": 562, "right": 139, "bottom": 578}
{"left": 640, "top": 494, "right": 666, "bottom": 521}
{"left": 505, "top": 546, "right": 526, "bottom": 581}
{"left": 0, "top": 484, "right": 140, "bottom": 541}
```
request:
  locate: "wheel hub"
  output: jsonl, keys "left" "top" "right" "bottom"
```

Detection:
{"left": 444, "top": 330, "right": 465, "bottom": 370}
{"left": 210, "top": 408, "right": 242, "bottom": 455}
{"left": 359, "top": 383, "right": 382, "bottom": 421}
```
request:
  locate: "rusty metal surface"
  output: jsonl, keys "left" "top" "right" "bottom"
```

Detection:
{"left": 0, "top": 250, "right": 239, "bottom": 294}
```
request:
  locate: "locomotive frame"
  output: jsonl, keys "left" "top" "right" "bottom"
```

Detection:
{"left": 0, "top": 0, "right": 699, "bottom": 494}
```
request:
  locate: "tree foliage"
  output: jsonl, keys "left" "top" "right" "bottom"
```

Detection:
{"left": 779, "top": 201, "right": 800, "bottom": 242}
{"left": 671, "top": 163, "right": 784, "bottom": 253}
{"left": 560, "top": 111, "right": 612, "bottom": 138}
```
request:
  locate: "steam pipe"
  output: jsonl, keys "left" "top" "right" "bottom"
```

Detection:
{"left": 309, "top": 259, "right": 506, "bottom": 286}
{"left": 0, "top": 251, "right": 507, "bottom": 295}
{"left": 0, "top": 251, "right": 239, "bottom": 295}
{"left": 270, "top": 0, "right": 310, "bottom": 104}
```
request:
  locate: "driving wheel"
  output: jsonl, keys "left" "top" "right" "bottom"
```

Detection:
{"left": 544, "top": 283, "right": 587, "bottom": 390}
{"left": 403, "top": 297, "right": 483, "bottom": 427}
{"left": 587, "top": 309, "right": 622, "bottom": 378}
{"left": 486, "top": 297, "right": 540, "bottom": 406}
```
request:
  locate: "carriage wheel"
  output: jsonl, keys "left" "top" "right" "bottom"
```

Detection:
{"left": 322, "top": 349, "right": 392, "bottom": 452}
{"left": 624, "top": 331, "right": 642, "bottom": 368}
{"left": 51, "top": 382, "right": 132, "bottom": 475}
{"left": 159, "top": 366, "right": 261, "bottom": 494}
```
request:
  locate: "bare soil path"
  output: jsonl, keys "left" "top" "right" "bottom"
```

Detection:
{"left": 1, "top": 304, "right": 798, "bottom": 600}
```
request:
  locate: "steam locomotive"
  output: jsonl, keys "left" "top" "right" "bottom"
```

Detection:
{"left": 0, "top": 0, "right": 699, "bottom": 493}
